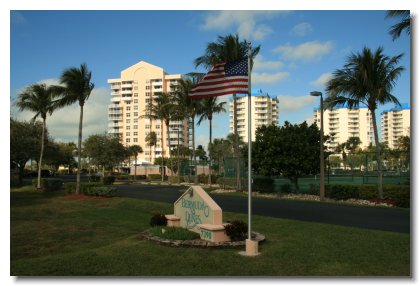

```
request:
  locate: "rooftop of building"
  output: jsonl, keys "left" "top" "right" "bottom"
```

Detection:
{"left": 313, "top": 103, "right": 368, "bottom": 111}
{"left": 381, "top": 103, "right": 410, "bottom": 114}
{"left": 229, "top": 89, "right": 277, "bottom": 100}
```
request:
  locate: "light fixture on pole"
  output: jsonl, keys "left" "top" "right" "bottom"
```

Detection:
{"left": 310, "top": 91, "right": 325, "bottom": 201}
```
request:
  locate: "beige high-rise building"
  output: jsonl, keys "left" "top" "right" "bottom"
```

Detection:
{"left": 313, "top": 104, "right": 374, "bottom": 151}
{"left": 381, "top": 103, "right": 410, "bottom": 149}
{"left": 229, "top": 89, "right": 279, "bottom": 142}
{"left": 107, "top": 61, "right": 189, "bottom": 165}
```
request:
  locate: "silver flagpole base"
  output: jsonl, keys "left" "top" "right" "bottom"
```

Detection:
{"left": 239, "top": 239, "right": 260, "bottom": 256}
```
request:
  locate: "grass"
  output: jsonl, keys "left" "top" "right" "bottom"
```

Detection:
{"left": 11, "top": 185, "right": 410, "bottom": 276}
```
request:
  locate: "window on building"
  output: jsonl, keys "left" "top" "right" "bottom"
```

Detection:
{"left": 133, "top": 138, "right": 138, "bottom": 143}
{"left": 126, "top": 119, "right": 130, "bottom": 124}
{"left": 126, "top": 126, "right": 131, "bottom": 130}
{"left": 126, "top": 138, "right": 130, "bottom": 143}
{"left": 134, "top": 112, "right": 138, "bottom": 117}
{"left": 134, "top": 118, "right": 138, "bottom": 123}
{"left": 134, "top": 99, "right": 138, "bottom": 104}
{"left": 146, "top": 86, "right": 150, "bottom": 90}
{"left": 126, "top": 113, "right": 131, "bottom": 117}
{"left": 134, "top": 93, "right": 138, "bottom": 97}
{"left": 134, "top": 106, "right": 138, "bottom": 110}
{"left": 134, "top": 125, "right": 138, "bottom": 130}
{"left": 134, "top": 132, "right": 138, "bottom": 136}
{"left": 126, "top": 106, "right": 131, "bottom": 111}
{"left": 126, "top": 132, "right": 130, "bottom": 137}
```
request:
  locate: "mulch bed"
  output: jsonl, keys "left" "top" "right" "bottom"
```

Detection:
{"left": 64, "top": 194, "right": 112, "bottom": 200}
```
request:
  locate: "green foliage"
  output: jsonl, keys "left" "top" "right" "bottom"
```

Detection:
{"left": 149, "top": 214, "right": 167, "bottom": 227}
{"left": 326, "top": 184, "right": 410, "bottom": 207}
{"left": 148, "top": 226, "right": 200, "bottom": 241}
{"left": 253, "top": 177, "right": 275, "bottom": 193}
{"left": 216, "top": 177, "right": 248, "bottom": 190}
{"left": 148, "top": 174, "right": 162, "bottom": 180}
{"left": 224, "top": 220, "right": 248, "bottom": 241}
{"left": 253, "top": 122, "right": 321, "bottom": 189}
{"left": 64, "top": 182, "right": 115, "bottom": 197}
{"left": 32, "top": 178, "right": 63, "bottom": 192}
{"left": 83, "top": 133, "right": 128, "bottom": 171}
{"left": 101, "top": 176, "right": 116, "bottom": 185}
{"left": 168, "top": 176, "right": 184, "bottom": 184}
{"left": 280, "top": 183, "right": 292, "bottom": 194}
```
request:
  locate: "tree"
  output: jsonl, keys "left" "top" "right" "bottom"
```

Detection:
{"left": 10, "top": 119, "right": 43, "bottom": 184}
{"left": 208, "top": 138, "right": 232, "bottom": 175}
{"left": 83, "top": 133, "right": 127, "bottom": 173}
{"left": 15, "top": 84, "right": 61, "bottom": 189}
{"left": 172, "top": 75, "right": 203, "bottom": 179}
{"left": 197, "top": 96, "right": 227, "bottom": 183}
{"left": 128, "top": 145, "right": 143, "bottom": 180}
{"left": 386, "top": 10, "right": 410, "bottom": 41}
{"left": 142, "top": 92, "right": 177, "bottom": 181}
{"left": 57, "top": 63, "right": 95, "bottom": 194}
{"left": 194, "top": 34, "right": 260, "bottom": 189}
{"left": 252, "top": 122, "right": 321, "bottom": 190}
{"left": 326, "top": 47, "right": 404, "bottom": 199}
{"left": 145, "top": 131, "right": 157, "bottom": 177}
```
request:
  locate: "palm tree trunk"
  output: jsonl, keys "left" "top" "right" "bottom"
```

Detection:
{"left": 208, "top": 117, "right": 212, "bottom": 185}
{"left": 191, "top": 117, "right": 198, "bottom": 184}
{"left": 76, "top": 104, "right": 84, "bottom": 195}
{"left": 167, "top": 123, "right": 172, "bottom": 178}
{"left": 161, "top": 121, "right": 165, "bottom": 182}
{"left": 370, "top": 109, "right": 383, "bottom": 199}
{"left": 233, "top": 94, "right": 241, "bottom": 190}
{"left": 37, "top": 118, "right": 46, "bottom": 190}
{"left": 134, "top": 155, "right": 137, "bottom": 181}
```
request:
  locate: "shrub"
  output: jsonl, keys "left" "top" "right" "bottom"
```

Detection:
{"left": 88, "top": 175, "right": 100, "bottom": 182}
{"left": 64, "top": 182, "right": 115, "bottom": 197}
{"left": 102, "top": 176, "right": 116, "bottom": 185}
{"left": 224, "top": 220, "right": 248, "bottom": 241}
{"left": 150, "top": 214, "right": 167, "bottom": 227}
{"left": 307, "top": 184, "right": 319, "bottom": 195}
{"left": 168, "top": 176, "right": 184, "bottom": 184}
{"left": 216, "top": 177, "right": 248, "bottom": 190}
{"left": 326, "top": 185, "right": 359, "bottom": 200}
{"left": 32, "top": 178, "right": 63, "bottom": 192}
{"left": 280, "top": 183, "right": 292, "bottom": 194}
{"left": 148, "top": 174, "right": 162, "bottom": 180}
{"left": 253, "top": 177, "right": 275, "bottom": 193}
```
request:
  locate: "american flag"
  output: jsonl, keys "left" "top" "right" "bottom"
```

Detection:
{"left": 189, "top": 59, "right": 249, "bottom": 98}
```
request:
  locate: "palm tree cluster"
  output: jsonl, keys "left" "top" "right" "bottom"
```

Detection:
{"left": 16, "top": 63, "right": 94, "bottom": 194}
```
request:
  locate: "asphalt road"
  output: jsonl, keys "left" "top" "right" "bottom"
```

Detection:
{"left": 113, "top": 183, "right": 410, "bottom": 234}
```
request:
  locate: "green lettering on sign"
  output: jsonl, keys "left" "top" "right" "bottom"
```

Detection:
{"left": 200, "top": 229, "right": 212, "bottom": 240}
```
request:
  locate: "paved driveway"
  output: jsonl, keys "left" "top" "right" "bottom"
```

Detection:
{"left": 113, "top": 183, "right": 410, "bottom": 234}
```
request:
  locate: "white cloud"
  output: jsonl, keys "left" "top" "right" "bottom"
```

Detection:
{"left": 11, "top": 80, "right": 110, "bottom": 143}
{"left": 200, "top": 11, "right": 288, "bottom": 40}
{"left": 273, "top": 41, "right": 334, "bottom": 62}
{"left": 252, "top": 72, "right": 289, "bottom": 85}
{"left": 277, "top": 94, "right": 317, "bottom": 114}
{"left": 291, "top": 22, "right": 313, "bottom": 36}
{"left": 310, "top": 72, "right": 333, "bottom": 87}
{"left": 253, "top": 55, "right": 284, "bottom": 70}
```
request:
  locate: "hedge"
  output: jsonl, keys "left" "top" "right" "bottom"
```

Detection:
{"left": 64, "top": 182, "right": 115, "bottom": 197}
{"left": 32, "top": 178, "right": 63, "bottom": 192}
{"left": 325, "top": 184, "right": 410, "bottom": 208}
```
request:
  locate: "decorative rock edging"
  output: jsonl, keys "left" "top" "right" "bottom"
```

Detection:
{"left": 140, "top": 231, "right": 265, "bottom": 248}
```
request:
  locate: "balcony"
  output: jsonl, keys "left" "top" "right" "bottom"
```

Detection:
{"left": 108, "top": 122, "right": 122, "bottom": 128}
{"left": 121, "top": 90, "right": 132, "bottom": 95}
{"left": 111, "top": 97, "right": 121, "bottom": 102}
{"left": 111, "top": 91, "right": 120, "bottom": 96}
{"left": 122, "top": 96, "right": 132, "bottom": 102}
{"left": 108, "top": 109, "right": 122, "bottom": 115}
{"left": 121, "top": 83, "right": 132, "bottom": 88}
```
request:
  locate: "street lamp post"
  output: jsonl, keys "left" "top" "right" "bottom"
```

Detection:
{"left": 310, "top": 91, "right": 325, "bottom": 201}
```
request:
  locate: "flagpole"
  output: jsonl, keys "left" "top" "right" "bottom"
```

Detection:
{"left": 247, "top": 41, "right": 252, "bottom": 241}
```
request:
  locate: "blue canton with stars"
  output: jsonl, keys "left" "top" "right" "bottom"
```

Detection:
{"left": 225, "top": 59, "right": 248, "bottom": 76}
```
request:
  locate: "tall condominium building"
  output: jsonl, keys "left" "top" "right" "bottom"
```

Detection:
{"left": 381, "top": 103, "right": 410, "bottom": 149}
{"left": 107, "top": 61, "right": 189, "bottom": 164}
{"left": 229, "top": 89, "right": 279, "bottom": 142}
{"left": 313, "top": 104, "right": 374, "bottom": 150}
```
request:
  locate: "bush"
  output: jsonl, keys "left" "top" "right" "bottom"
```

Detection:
{"left": 216, "top": 177, "right": 248, "bottom": 190}
{"left": 224, "top": 220, "right": 248, "bottom": 241}
{"left": 148, "top": 174, "right": 162, "bottom": 180}
{"left": 280, "top": 183, "right": 292, "bottom": 194}
{"left": 64, "top": 182, "right": 115, "bottom": 197}
{"left": 326, "top": 185, "right": 359, "bottom": 200}
{"left": 150, "top": 214, "right": 167, "bottom": 227}
{"left": 168, "top": 176, "right": 184, "bottom": 184}
{"left": 102, "top": 176, "right": 116, "bottom": 185}
{"left": 252, "top": 177, "right": 275, "bottom": 193}
{"left": 88, "top": 175, "right": 101, "bottom": 182}
{"left": 32, "top": 178, "right": 63, "bottom": 192}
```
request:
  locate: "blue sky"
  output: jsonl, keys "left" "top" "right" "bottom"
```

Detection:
{"left": 9, "top": 8, "right": 412, "bottom": 148}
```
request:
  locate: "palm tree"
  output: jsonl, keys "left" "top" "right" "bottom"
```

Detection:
{"left": 128, "top": 145, "right": 143, "bottom": 180}
{"left": 326, "top": 47, "right": 404, "bottom": 199}
{"left": 172, "top": 75, "right": 203, "bottom": 179}
{"left": 194, "top": 34, "right": 260, "bottom": 189}
{"left": 16, "top": 83, "right": 61, "bottom": 189}
{"left": 386, "top": 10, "right": 410, "bottom": 41}
{"left": 142, "top": 92, "right": 177, "bottom": 181}
{"left": 57, "top": 63, "right": 95, "bottom": 194}
{"left": 197, "top": 96, "right": 227, "bottom": 183}
{"left": 145, "top": 131, "right": 157, "bottom": 177}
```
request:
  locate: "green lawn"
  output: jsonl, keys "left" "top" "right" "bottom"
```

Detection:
{"left": 10, "top": 185, "right": 410, "bottom": 276}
